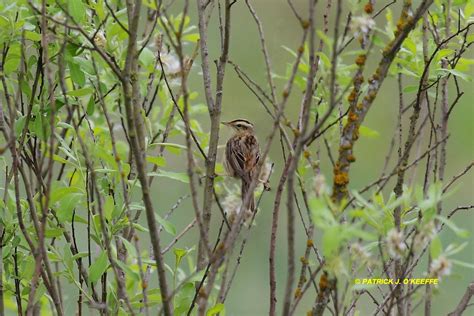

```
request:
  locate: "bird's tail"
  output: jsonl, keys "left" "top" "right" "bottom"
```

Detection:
{"left": 241, "top": 180, "right": 255, "bottom": 212}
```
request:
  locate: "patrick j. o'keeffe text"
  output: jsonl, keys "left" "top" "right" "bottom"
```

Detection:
{"left": 354, "top": 278, "right": 439, "bottom": 285}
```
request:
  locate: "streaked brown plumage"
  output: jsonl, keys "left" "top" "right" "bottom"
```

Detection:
{"left": 223, "top": 119, "right": 260, "bottom": 212}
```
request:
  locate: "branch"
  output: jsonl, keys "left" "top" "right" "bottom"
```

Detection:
{"left": 447, "top": 282, "right": 474, "bottom": 316}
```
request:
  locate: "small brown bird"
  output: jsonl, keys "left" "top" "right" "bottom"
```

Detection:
{"left": 222, "top": 119, "right": 260, "bottom": 212}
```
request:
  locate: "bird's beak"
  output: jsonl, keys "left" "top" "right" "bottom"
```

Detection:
{"left": 221, "top": 121, "right": 229, "bottom": 126}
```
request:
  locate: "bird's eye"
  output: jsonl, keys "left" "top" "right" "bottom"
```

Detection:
{"left": 236, "top": 124, "right": 241, "bottom": 128}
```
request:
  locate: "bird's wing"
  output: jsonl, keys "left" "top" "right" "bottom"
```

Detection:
{"left": 226, "top": 137, "right": 246, "bottom": 179}
{"left": 243, "top": 134, "right": 259, "bottom": 175}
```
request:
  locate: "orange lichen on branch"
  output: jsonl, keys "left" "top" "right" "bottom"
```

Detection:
{"left": 396, "top": 0, "right": 413, "bottom": 36}
{"left": 300, "top": 256, "right": 309, "bottom": 264}
{"left": 319, "top": 272, "right": 329, "bottom": 292}
{"left": 347, "top": 154, "right": 356, "bottom": 163}
{"left": 334, "top": 172, "right": 349, "bottom": 186}
{"left": 354, "top": 74, "right": 364, "bottom": 85}
{"left": 347, "top": 89, "right": 357, "bottom": 103}
{"left": 340, "top": 142, "right": 353, "bottom": 150}
{"left": 364, "top": 2, "right": 374, "bottom": 14}
{"left": 294, "top": 287, "right": 302, "bottom": 299}
{"left": 301, "top": 20, "right": 310, "bottom": 29}
{"left": 307, "top": 239, "right": 314, "bottom": 247}
{"left": 355, "top": 54, "right": 367, "bottom": 66}
{"left": 352, "top": 125, "right": 360, "bottom": 141}
{"left": 348, "top": 111, "right": 359, "bottom": 122}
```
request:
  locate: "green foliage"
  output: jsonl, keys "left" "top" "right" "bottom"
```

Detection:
{"left": 308, "top": 181, "right": 471, "bottom": 282}
{"left": 0, "top": 0, "right": 207, "bottom": 313}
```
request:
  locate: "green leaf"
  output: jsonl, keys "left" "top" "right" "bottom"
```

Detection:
{"left": 69, "top": 0, "right": 86, "bottom": 23}
{"left": 95, "top": 0, "right": 106, "bottom": 21}
{"left": 24, "top": 30, "right": 42, "bottom": 42}
{"left": 322, "top": 226, "right": 342, "bottom": 257}
{"left": 372, "top": 34, "right": 386, "bottom": 47}
{"left": 139, "top": 47, "right": 155, "bottom": 68}
{"left": 4, "top": 56, "right": 20, "bottom": 74}
{"left": 142, "top": 0, "right": 157, "bottom": 10}
{"left": 310, "top": 197, "right": 336, "bottom": 227}
{"left": 316, "top": 30, "right": 333, "bottom": 50}
{"left": 86, "top": 97, "right": 95, "bottom": 116}
{"left": 281, "top": 45, "right": 297, "bottom": 58}
{"left": 146, "top": 156, "right": 166, "bottom": 167}
{"left": 451, "top": 259, "right": 474, "bottom": 269}
{"left": 115, "top": 260, "right": 140, "bottom": 282}
{"left": 15, "top": 116, "right": 27, "bottom": 135}
{"left": 52, "top": 154, "right": 68, "bottom": 164}
{"left": 435, "top": 215, "right": 470, "bottom": 238}
{"left": 465, "top": 2, "right": 474, "bottom": 17}
{"left": 316, "top": 52, "right": 331, "bottom": 68}
{"left": 436, "top": 49, "right": 455, "bottom": 60}
{"left": 155, "top": 214, "right": 176, "bottom": 235}
{"left": 69, "top": 61, "right": 86, "bottom": 87}
{"left": 444, "top": 242, "right": 468, "bottom": 256}
{"left": 207, "top": 303, "right": 225, "bottom": 316}
{"left": 403, "top": 37, "right": 417, "bottom": 55}
{"left": 57, "top": 193, "right": 83, "bottom": 223}
{"left": 45, "top": 228, "right": 64, "bottom": 238}
{"left": 342, "top": 118, "right": 379, "bottom": 138}
{"left": 22, "top": 257, "right": 35, "bottom": 280}
{"left": 148, "top": 170, "right": 189, "bottom": 183}
{"left": 119, "top": 236, "right": 137, "bottom": 258}
{"left": 89, "top": 251, "right": 108, "bottom": 283}
{"left": 150, "top": 142, "right": 186, "bottom": 150}
{"left": 438, "top": 68, "right": 471, "bottom": 81}
{"left": 67, "top": 87, "right": 94, "bottom": 97}
{"left": 403, "top": 85, "right": 419, "bottom": 94}
{"left": 430, "top": 236, "right": 442, "bottom": 259}
{"left": 63, "top": 244, "right": 74, "bottom": 271}
{"left": 71, "top": 252, "right": 89, "bottom": 261}
{"left": 104, "top": 195, "right": 114, "bottom": 221}
{"left": 359, "top": 125, "right": 380, "bottom": 138}
{"left": 0, "top": 15, "right": 9, "bottom": 27}
{"left": 174, "top": 282, "right": 195, "bottom": 313}
{"left": 183, "top": 33, "right": 200, "bottom": 42}
{"left": 174, "top": 248, "right": 187, "bottom": 267}
{"left": 133, "top": 223, "right": 149, "bottom": 232}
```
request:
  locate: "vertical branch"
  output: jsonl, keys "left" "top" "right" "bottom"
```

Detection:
{"left": 196, "top": 0, "right": 232, "bottom": 269}
{"left": 269, "top": 160, "right": 292, "bottom": 315}
{"left": 438, "top": 0, "right": 451, "bottom": 191}
{"left": 283, "top": 0, "right": 317, "bottom": 314}
{"left": 244, "top": 0, "right": 277, "bottom": 104}
{"left": 122, "top": 0, "right": 171, "bottom": 314}
{"left": 267, "top": 9, "right": 312, "bottom": 315}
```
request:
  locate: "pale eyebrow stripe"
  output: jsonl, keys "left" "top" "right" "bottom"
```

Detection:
{"left": 229, "top": 119, "right": 252, "bottom": 125}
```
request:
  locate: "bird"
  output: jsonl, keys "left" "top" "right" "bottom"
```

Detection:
{"left": 222, "top": 119, "right": 260, "bottom": 212}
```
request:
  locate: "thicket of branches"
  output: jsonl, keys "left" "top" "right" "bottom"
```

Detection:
{"left": 0, "top": 0, "right": 473, "bottom": 315}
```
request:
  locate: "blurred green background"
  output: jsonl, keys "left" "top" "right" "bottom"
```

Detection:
{"left": 149, "top": 1, "right": 474, "bottom": 315}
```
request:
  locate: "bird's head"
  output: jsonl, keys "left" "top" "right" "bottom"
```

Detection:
{"left": 222, "top": 119, "right": 254, "bottom": 132}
